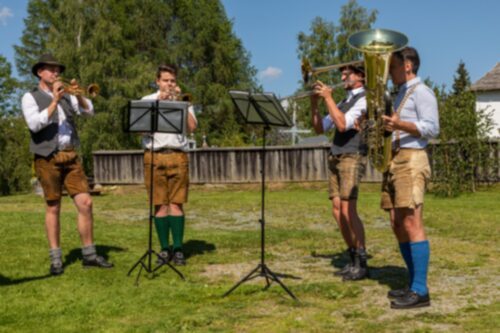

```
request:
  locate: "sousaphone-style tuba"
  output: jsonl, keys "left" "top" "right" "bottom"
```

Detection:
{"left": 348, "top": 29, "right": 408, "bottom": 173}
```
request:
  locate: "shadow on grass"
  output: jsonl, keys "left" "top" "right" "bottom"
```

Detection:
{"left": 312, "top": 250, "right": 408, "bottom": 290}
{"left": 0, "top": 245, "right": 124, "bottom": 287}
{"left": 0, "top": 273, "right": 52, "bottom": 286}
{"left": 63, "top": 244, "right": 125, "bottom": 267}
{"left": 183, "top": 239, "right": 216, "bottom": 259}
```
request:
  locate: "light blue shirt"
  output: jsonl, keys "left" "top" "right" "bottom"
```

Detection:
{"left": 393, "top": 77, "right": 439, "bottom": 149}
{"left": 322, "top": 87, "right": 366, "bottom": 132}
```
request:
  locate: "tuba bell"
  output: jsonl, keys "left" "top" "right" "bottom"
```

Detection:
{"left": 348, "top": 29, "right": 408, "bottom": 173}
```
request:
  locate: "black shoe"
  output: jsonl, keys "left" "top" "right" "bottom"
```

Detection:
{"left": 390, "top": 291, "right": 430, "bottom": 309}
{"left": 156, "top": 250, "right": 172, "bottom": 265}
{"left": 333, "top": 263, "right": 352, "bottom": 276}
{"left": 387, "top": 287, "right": 409, "bottom": 299}
{"left": 172, "top": 251, "right": 186, "bottom": 266}
{"left": 82, "top": 255, "right": 114, "bottom": 268}
{"left": 50, "top": 263, "right": 64, "bottom": 276}
{"left": 342, "top": 266, "right": 369, "bottom": 281}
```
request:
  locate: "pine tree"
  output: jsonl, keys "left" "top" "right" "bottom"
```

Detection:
{"left": 451, "top": 60, "right": 471, "bottom": 95}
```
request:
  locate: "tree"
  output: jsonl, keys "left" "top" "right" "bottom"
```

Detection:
{"left": 0, "top": 55, "right": 19, "bottom": 115}
{"left": 451, "top": 60, "right": 471, "bottom": 96}
{"left": 336, "top": 0, "right": 377, "bottom": 64}
{"left": 0, "top": 55, "right": 30, "bottom": 195}
{"left": 165, "top": 0, "right": 258, "bottom": 146}
{"left": 14, "top": 0, "right": 258, "bottom": 174}
{"left": 14, "top": 0, "right": 59, "bottom": 83}
{"left": 431, "top": 61, "right": 495, "bottom": 196}
{"left": 295, "top": 0, "right": 377, "bottom": 135}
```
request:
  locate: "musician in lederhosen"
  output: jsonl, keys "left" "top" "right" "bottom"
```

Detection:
{"left": 382, "top": 46, "right": 439, "bottom": 309}
{"left": 310, "top": 64, "right": 369, "bottom": 281}
{"left": 21, "top": 54, "right": 113, "bottom": 276}
{"left": 141, "top": 65, "right": 197, "bottom": 266}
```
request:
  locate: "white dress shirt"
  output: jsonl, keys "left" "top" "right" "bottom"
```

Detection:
{"left": 141, "top": 91, "right": 198, "bottom": 151}
{"left": 21, "top": 88, "right": 94, "bottom": 149}
{"left": 322, "top": 87, "right": 366, "bottom": 132}
{"left": 393, "top": 77, "right": 440, "bottom": 149}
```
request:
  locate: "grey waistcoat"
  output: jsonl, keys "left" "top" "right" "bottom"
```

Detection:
{"left": 29, "top": 88, "right": 79, "bottom": 157}
{"left": 330, "top": 91, "right": 367, "bottom": 155}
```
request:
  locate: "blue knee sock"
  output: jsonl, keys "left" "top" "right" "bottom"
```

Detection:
{"left": 409, "top": 240, "right": 430, "bottom": 296}
{"left": 399, "top": 242, "right": 413, "bottom": 286}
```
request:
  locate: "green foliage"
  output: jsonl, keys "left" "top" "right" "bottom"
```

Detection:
{"left": 0, "top": 55, "right": 19, "bottom": 115}
{"left": 0, "top": 117, "right": 32, "bottom": 195}
{"left": 14, "top": 0, "right": 258, "bottom": 174}
{"left": 295, "top": 0, "right": 377, "bottom": 135}
{"left": 336, "top": 0, "right": 377, "bottom": 63}
{"left": 431, "top": 61, "right": 495, "bottom": 197}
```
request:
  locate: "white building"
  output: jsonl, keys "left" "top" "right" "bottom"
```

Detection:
{"left": 471, "top": 63, "right": 500, "bottom": 138}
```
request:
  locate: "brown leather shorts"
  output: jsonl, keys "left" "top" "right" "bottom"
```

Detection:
{"left": 381, "top": 149, "right": 431, "bottom": 210}
{"left": 144, "top": 150, "right": 189, "bottom": 206}
{"left": 34, "top": 150, "right": 89, "bottom": 201}
{"left": 328, "top": 153, "right": 366, "bottom": 200}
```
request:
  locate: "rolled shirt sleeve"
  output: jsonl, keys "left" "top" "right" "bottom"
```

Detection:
{"left": 69, "top": 95, "right": 94, "bottom": 116}
{"left": 322, "top": 114, "right": 334, "bottom": 131}
{"left": 344, "top": 97, "right": 366, "bottom": 131}
{"left": 414, "top": 87, "right": 439, "bottom": 139}
{"left": 322, "top": 96, "right": 366, "bottom": 132}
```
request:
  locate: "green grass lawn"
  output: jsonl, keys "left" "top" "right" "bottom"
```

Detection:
{"left": 0, "top": 183, "right": 499, "bottom": 332}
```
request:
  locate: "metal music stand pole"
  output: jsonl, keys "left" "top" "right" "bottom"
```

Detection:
{"left": 126, "top": 100, "right": 185, "bottom": 284}
{"left": 223, "top": 91, "right": 298, "bottom": 300}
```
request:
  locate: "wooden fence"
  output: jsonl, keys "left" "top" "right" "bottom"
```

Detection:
{"left": 92, "top": 141, "right": 499, "bottom": 185}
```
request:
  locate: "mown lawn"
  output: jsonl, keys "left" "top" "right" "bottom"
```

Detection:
{"left": 0, "top": 183, "right": 499, "bottom": 332}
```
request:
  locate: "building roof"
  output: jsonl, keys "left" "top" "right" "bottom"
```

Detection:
{"left": 471, "top": 62, "right": 500, "bottom": 92}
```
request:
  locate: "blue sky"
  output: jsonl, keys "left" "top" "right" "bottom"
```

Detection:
{"left": 1, "top": 0, "right": 499, "bottom": 97}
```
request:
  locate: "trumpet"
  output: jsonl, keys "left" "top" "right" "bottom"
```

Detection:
{"left": 281, "top": 82, "right": 345, "bottom": 101}
{"left": 301, "top": 58, "right": 364, "bottom": 84}
{"left": 57, "top": 79, "right": 100, "bottom": 98}
{"left": 161, "top": 88, "right": 192, "bottom": 102}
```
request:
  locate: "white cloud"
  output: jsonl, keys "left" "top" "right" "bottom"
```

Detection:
{"left": 0, "top": 7, "right": 13, "bottom": 26}
{"left": 259, "top": 66, "right": 283, "bottom": 80}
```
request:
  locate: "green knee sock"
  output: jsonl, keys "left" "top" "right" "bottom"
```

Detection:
{"left": 169, "top": 215, "right": 185, "bottom": 251}
{"left": 154, "top": 216, "right": 170, "bottom": 251}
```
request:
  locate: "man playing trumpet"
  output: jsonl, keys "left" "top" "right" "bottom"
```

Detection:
{"left": 310, "top": 64, "right": 369, "bottom": 281}
{"left": 141, "top": 64, "right": 197, "bottom": 265}
{"left": 21, "top": 54, "right": 113, "bottom": 276}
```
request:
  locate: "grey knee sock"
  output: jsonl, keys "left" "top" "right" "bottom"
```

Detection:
{"left": 49, "top": 248, "right": 63, "bottom": 267}
{"left": 82, "top": 244, "right": 97, "bottom": 261}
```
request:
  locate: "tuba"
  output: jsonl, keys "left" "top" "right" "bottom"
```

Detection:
{"left": 348, "top": 29, "right": 408, "bottom": 173}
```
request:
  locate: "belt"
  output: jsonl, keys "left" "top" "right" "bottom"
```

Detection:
{"left": 392, "top": 148, "right": 423, "bottom": 155}
{"left": 147, "top": 148, "right": 183, "bottom": 154}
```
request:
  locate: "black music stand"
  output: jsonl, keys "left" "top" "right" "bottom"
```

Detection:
{"left": 224, "top": 90, "right": 298, "bottom": 300}
{"left": 125, "top": 99, "right": 188, "bottom": 285}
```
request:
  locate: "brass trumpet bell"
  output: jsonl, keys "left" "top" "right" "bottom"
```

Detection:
{"left": 59, "top": 79, "right": 100, "bottom": 98}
